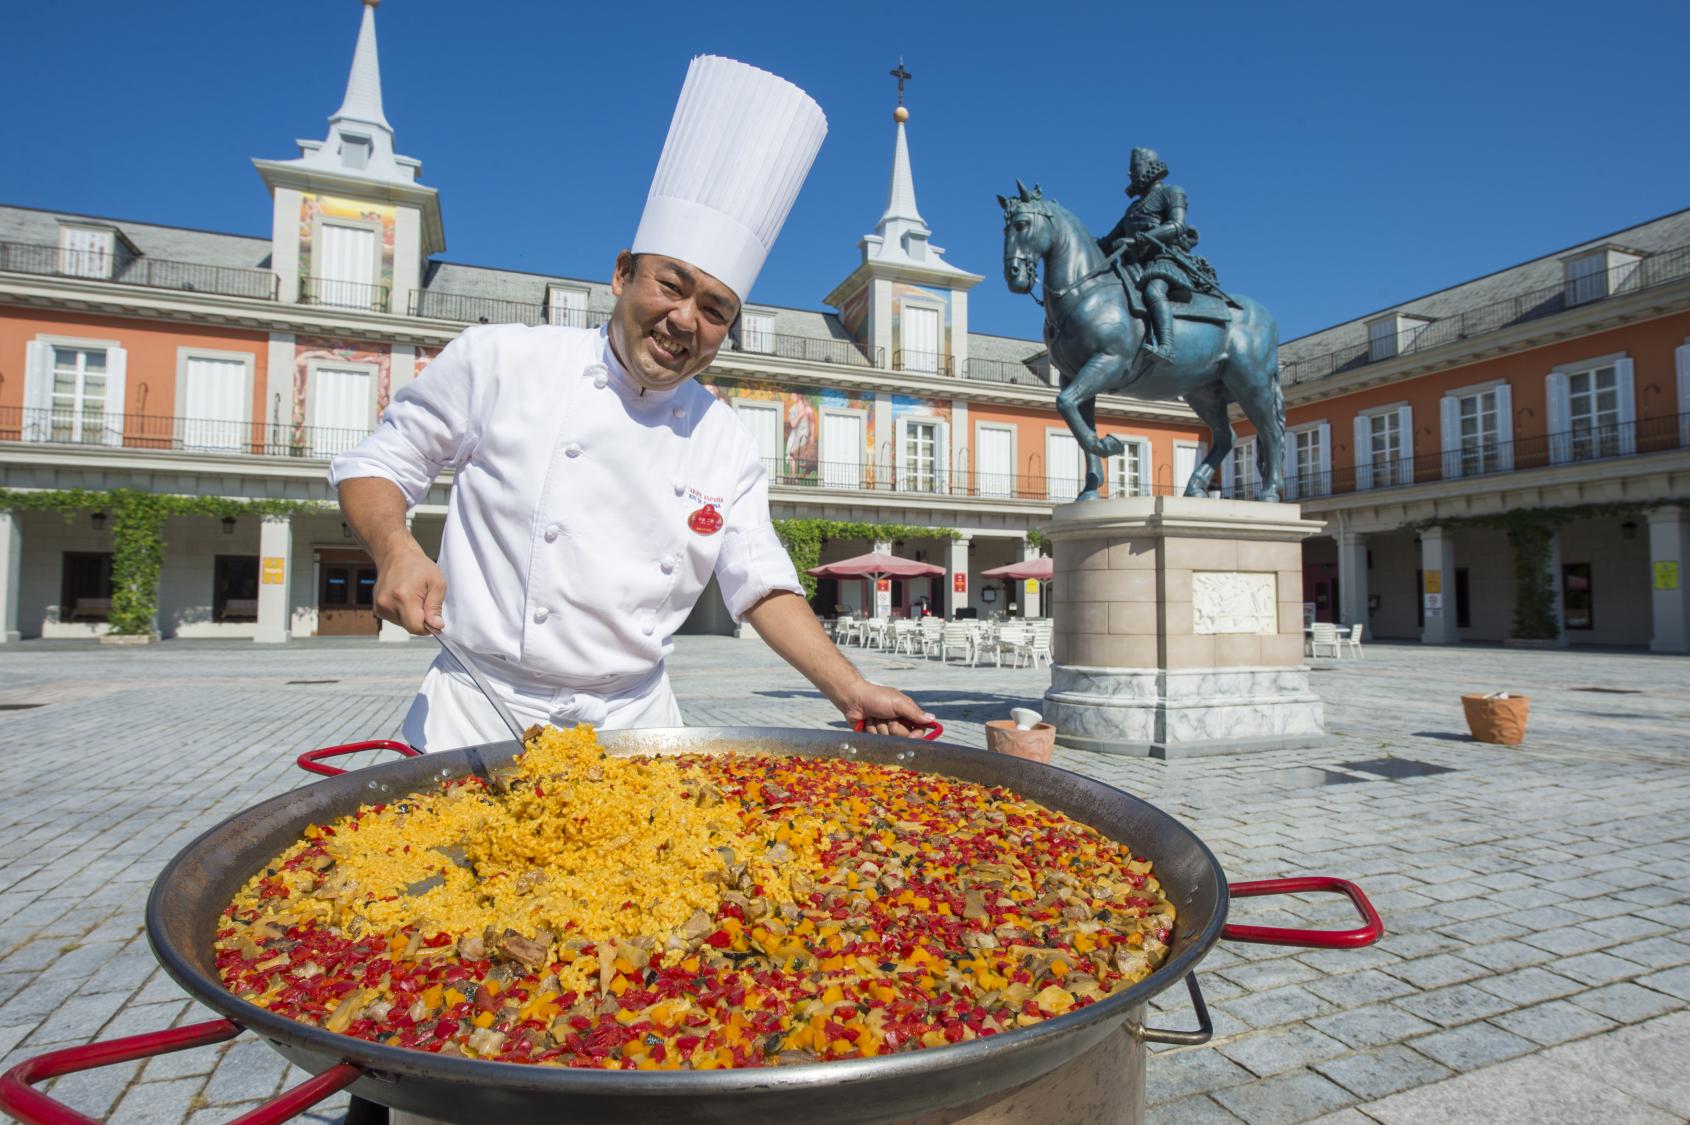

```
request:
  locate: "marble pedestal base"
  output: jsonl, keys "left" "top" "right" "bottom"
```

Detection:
{"left": 1044, "top": 664, "right": 1332, "bottom": 759}
{"left": 1041, "top": 495, "right": 1329, "bottom": 759}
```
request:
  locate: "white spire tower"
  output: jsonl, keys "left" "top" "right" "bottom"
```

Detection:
{"left": 331, "top": 0, "right": 393, "bottom": 136}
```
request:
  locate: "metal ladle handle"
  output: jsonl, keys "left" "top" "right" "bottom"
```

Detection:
{"left": 428, "top": 626, "right": 528, "bottom": 743}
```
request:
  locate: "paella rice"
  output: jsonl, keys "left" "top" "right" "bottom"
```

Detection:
{"left": 217, "top": 726, "right": 1177, "bottom": 1068}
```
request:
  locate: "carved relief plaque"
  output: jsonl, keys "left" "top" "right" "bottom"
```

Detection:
{"left": 1192, "top": 572, "right": 1278, "bottom": 635}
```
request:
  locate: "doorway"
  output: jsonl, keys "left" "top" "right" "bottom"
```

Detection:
{"left": 317, "top": 548, "right": 378, "bottom": 636}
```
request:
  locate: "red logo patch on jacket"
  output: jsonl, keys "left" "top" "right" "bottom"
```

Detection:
{"left": 688, "top": 504, "right": 723, "bottom": 535}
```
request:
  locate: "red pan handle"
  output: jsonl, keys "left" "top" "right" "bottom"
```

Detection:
{"left": 853, "top": 718, "right": 945, "bottom": 741}
{"left": 0, "top": 1019, "right": 362, "bottom": 1125}
{"left": 297, "top": 739, "right": 422, "bottom": 777}
{"left": 1221, "top": 876, "right": 1384, "bottom": 948}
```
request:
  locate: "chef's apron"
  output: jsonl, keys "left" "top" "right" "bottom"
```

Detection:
{"left": 400, "top": 648, "right": 682, "bottom": 750}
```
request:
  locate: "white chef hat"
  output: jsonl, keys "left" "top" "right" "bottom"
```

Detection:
{"left": 631, "top": 55, "right": 828, "bottom": 303}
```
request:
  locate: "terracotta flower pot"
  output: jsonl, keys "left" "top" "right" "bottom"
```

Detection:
{"left": 985, "top": 719, "right": 1056, "bottom": 763}
{"left": 1461, "top": 693, "right": 1531, "bottom": 745}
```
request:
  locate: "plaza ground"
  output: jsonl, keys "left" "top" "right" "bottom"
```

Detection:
{"left": 0, "top": 636, "right": 1686, "bottom": 1124}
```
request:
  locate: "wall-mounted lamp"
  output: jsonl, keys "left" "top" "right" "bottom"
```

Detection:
{"left": 341, "top": 522, "right": 354, "bottom": 540}
{"left": 91, "top": 511, "right": 107, "bottom": 532}
{"left": 221, "top": 516, "right": 237, "bottom": 536}
{"left": 1621, "top": 520, "right": 1639, "bottom": 541}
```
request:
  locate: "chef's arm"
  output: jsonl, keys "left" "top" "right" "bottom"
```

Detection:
{"left": 337, "top": 477, "right": 447, "bottom": 635}
{"left": 742, "top": 591, "right": 936, "bottom": 738}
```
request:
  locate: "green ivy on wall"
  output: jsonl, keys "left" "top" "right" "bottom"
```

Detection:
{"left": 1404, "top": 500, "right": 1672, "bottom": 642}
{"left": 771, "top": 520, "right": 960, "bottom": 600}
{"left": 0, "top": 488, "right": 327, "bottom": 636}
{"left": 1025, "top": 530, "right": 1052, "bottom": 555}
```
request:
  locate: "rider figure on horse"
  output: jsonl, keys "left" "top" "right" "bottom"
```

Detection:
{"left": 1097, "top": 147, "right": 1223, "bottom": 366}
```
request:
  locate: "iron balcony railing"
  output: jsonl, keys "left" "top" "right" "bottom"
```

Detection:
{"left": 724, "top": 330, "right": 881, "bottom": 369}
{"left": 963, "top": 356, "right": 1052, "bottom": 386}
{"left": 0, "top": 407, "right": 374, "bottom": 460}
{"left": 1281, "top": 244, "right": 1690, "bottom": 385}
{"left": 300, "top": 276, "right": 391, "bottom": 314}
{"left": 892, "top": 349, "right": 954, "bottom": 377}
{"left": 1228, "top": 411, "right": 1690, "bottom": 501}
{"left": 408, "top": 289, "right": 617, "bottom": 329}
{"left": 0, "top": 240, "right": 279, "bottom": 301}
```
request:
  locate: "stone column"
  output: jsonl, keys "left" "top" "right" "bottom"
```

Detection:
{"left": 255, "top": 515, "right": 293, "bottom": 644}
{"left": 1020, "top": 539, "right": 1042, "bottom": 618}
{"left": 948, "top": 535, "right": 971, "bottom": 616}
{"left": 1649, "top": 505, "right": 1690, "bottom": 654}
{"left": 0, "top": 510, "right": 21, "bottom": 643}
{"left": 1336, "top": 528, "right": 1368, "bottom": 630}
{"left": 1420, "top": 527, "right": 1460, "bottom": 645}
{"left": 1545, "top": 530, "right": 1569, "bottom": 647}
{"left": 379, "top": 512, "right": 416, "bottom": 643}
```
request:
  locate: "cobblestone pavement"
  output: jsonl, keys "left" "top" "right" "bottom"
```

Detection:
{"left": 0, "top": 635, "right": 1686, "bottom": 1123}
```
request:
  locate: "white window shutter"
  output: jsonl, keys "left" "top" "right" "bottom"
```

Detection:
{"left": 896, "top": 416, "right": 910, "bottom": 491}
{"left": 1494, "top": 382, "right": 1514, "bottom": 470}
{"left": 1221, "top": 443, "right": 1235, "bottom": 494}
{"left": 1317, "top": 422, "right": 1331, "bottom": 495}
{"left": 1439, "top": 395, "right": 1460, "bottom": 479}
{"left": 1397, "top": 405, "right": 1414, "bottom": 484}
{"left": 1545, "top": 371, "right": 1569, "bottom": 464}
{"left": 1677, "top": 344, "right": 1690, "bottom": 449}
{"left": 1613, "top": 358, "right": 1636, "bottom": 455}
{"left": 1353, "top": 415, "right": 1373, "bottom": 491}
{"left": 104, "top": 347, "right": 127, "bottom": 446}
{"left": 935, "top": 421, "right": 950, "bottom": 494}
{"left": 23, "top": 341, "right": 51, "bottom": 442}
{"left": 1138, "top": 439, "right": 1153, "bottom": 496}
{"left": 1283, "top": 433, "right": 1300, "bottom": 500}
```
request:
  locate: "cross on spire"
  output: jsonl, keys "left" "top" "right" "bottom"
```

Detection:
{"left": 890, "top": 58, "right": 912, "bottom": 105}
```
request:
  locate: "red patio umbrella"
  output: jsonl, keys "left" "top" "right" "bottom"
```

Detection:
{"left": 807, "top": 551, "right": 945, "bottom": 618}
{"left": 979, "top": 557, "right": 1054, "bottom": 582}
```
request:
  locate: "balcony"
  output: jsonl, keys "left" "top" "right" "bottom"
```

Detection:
{"left": 1282, "top": 243, "right": 1690, "bottom": 386}
{"left": 300, "top": 276, "right": 390, "bottom": 314}
{"left": 408, "top": 289, "right": 617, "bottom": 330}
{"left": 0, "top": 407, "right": 373, "bottom": 460}
{"left": 892, "top": 350, "right": 954, "bottom": 377}
{"left": 964, "top": 356, "right": 1051, "bottom": 386}
{"left": 0, "top": 240, "right": 278, "bottom": 301}
{"left": 724, "top": 331, "right": 881, "bottom": 369}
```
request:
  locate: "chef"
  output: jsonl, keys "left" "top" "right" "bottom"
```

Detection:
{"left": 330, "top": 55, "right": 935, "bottom": 750}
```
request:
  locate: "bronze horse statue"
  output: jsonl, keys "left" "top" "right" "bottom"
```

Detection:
{"left": 999, "top": 181, "right": 1285, "bottom": 501}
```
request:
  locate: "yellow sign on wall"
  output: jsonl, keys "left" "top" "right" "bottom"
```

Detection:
{"left": 1657, "top": 561, "right": 1681, "bottom": 591}
{"left": 1424, "top": 570, "right": 1442, "bottom": 594}
{"left": 1025, "top": 578, "right": 1039, "bottom": 594}
{"left": 261, "top": 557, "right": 286, "bottom": 586}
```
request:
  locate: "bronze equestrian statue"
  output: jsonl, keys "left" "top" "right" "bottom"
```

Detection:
{"left": 1000, "top": 150, "right": 1285, "bottom": 502}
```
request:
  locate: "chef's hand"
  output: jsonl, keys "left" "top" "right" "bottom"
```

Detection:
{"left": 840, "top": 682, "right": 937, "bottom": 739}
{"left": 373, "top": 545, "right": 447, "bottom": 635}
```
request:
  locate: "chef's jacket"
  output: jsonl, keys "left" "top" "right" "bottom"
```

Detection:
{"left": 328, "top": 323, "right": 803, "bottom": 736}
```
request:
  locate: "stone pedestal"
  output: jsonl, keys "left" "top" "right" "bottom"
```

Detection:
{"left": 1040, "top": 496, "right": 1330, "bottom": 759}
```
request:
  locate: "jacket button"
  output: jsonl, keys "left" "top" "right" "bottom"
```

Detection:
{"left": 672, "top": 405, "right": 685, "bottom": 419}
{"left": 640, "top": 614, "right": 655, "bottom": 636}
{"left": 532, "top": 607, "right": 550, "bottom": 624}
{"left": 594, "top": 374, "right": 609, "bottom": 389}
{"left": 660, "top": 555, "right": 676, "bottom": 574}
{"left": 673, "top": 480, "right": 685, "bottom": 495}
{"left": 565, "top": 443, "right": 583, "bottom": 458}
{"left": 544, "top": 524, "right": 561, "bottom": 542}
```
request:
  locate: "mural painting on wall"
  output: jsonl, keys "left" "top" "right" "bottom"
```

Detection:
{"left": 293, "top": 337, "right": 392, "bottom": 445}
{"left": 837, "top": 285, "right": 868, "bottom": 345}
{"left": 703, "top": 380, "right": 875, "bottom": 485}
{"left": 298, "top": 195, "right": 397, "bottom": 301}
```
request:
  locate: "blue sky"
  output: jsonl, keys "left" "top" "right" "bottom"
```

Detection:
{"left": 2, "top": 0, "right": 1686, "bottom": 343}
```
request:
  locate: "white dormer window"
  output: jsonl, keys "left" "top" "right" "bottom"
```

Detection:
{"left": 1564, "top": 248, "right": 1642, "bottom": 307}
{"left": 58, "top": 225, "right": 116, "bottom": 280}
{"left": 547, "top": 285, "right": 589, "bottom": 329}
{"left": 740, "top": 311, "right": 775, "bottom": 354}
{"left": 1366, "top": 313, "right": 1432, "bottom": 362}
{"left": 339, "top": 135, "right": 372, "bottom": 171}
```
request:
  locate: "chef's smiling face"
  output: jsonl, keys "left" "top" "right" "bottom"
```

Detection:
{"left": 608, "top": 251, "right": 740, "bottom": 391}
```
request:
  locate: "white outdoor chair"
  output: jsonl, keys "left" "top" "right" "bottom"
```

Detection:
{"left": 1343, "top": 623, "right": 1365, "bottom": 659}
{"left": 1309, "top": 622, "right": 1342, "bottom": 659}
{"left": 892, "top": 619, "right": 921, "bottom": 655}
{"left": 864, "top": 619, "right": 892, "bottom": 650}
{"left": 919, "top": 618, "right": 944, "bottom": 659}
{"left": 1027, "top": 621, "right": 1054, "bottom": 668}
{"left": 939, "top": 622, "right": 975, "bottom": 664}
{"left": 835, "top": 616, "right": 858, "bottom": 645}
{"left": 996, "top": 623, "right": 1029, "bottom": 667}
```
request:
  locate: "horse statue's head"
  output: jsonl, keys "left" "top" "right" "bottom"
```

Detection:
{"left": 998, "top": 179, "right": 1052, "bottom": 294}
